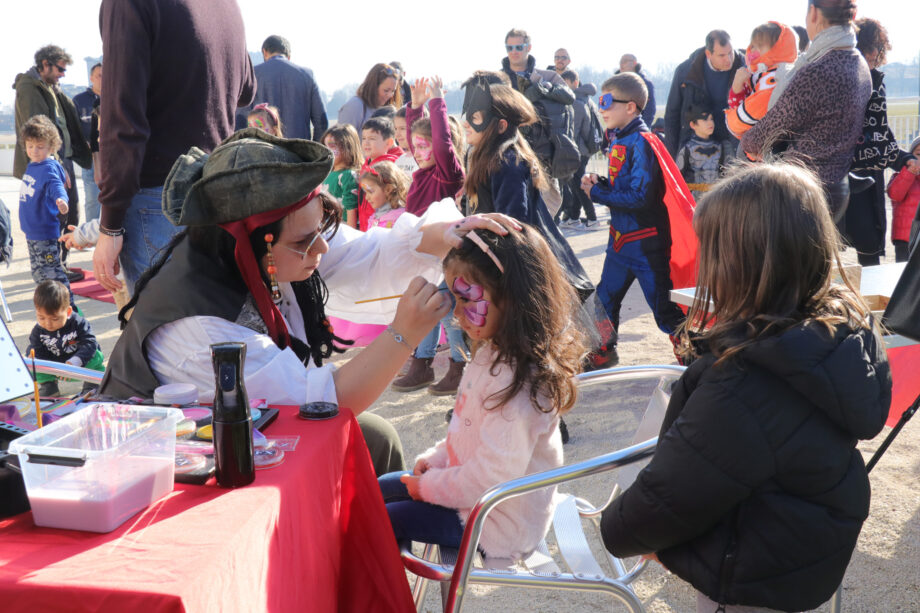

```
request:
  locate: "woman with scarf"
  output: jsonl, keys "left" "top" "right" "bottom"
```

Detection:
{"left": 99, "top": 129, "right": 518, "bottom": 476}
{"left": 740, "top": 0, "right": 871, "bottom": 223}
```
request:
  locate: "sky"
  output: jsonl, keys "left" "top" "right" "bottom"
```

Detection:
{"left": 1, "top": 0, "right": 917, "bottom": 108}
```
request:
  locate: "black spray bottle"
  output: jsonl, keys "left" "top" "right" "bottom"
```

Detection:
{"left": 210, "top": 342, "right": 255, "bottom": 487}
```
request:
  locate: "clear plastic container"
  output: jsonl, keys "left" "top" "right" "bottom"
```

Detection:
{"left": 9, "top": 403, "right": 182, "bottom": 533}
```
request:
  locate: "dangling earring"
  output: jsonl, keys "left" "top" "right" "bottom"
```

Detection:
{"left": 264, "top": 233, "right": 282, "bottom": 304}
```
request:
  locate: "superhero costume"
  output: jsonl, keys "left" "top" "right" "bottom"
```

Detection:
{"left": 590, "top": 117, "right": 697, "bottom": 338}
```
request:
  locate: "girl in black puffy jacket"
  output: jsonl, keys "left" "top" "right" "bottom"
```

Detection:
{"left": 601, "top": 162, "right": 892, "bottom": 613}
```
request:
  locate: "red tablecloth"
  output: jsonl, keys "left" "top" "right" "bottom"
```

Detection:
{"left": 0, "top": 409, "right": 414, "bottom": 613}
{"left": 887, "top": 344, "right": 920, "bottom": 427}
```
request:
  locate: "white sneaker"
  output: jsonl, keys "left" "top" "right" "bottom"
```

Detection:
{"left": 560, "top": 218, "right": 580, "bottom": 228}
{"left": 583, "top": 219, "right": 600, "bottom": 229}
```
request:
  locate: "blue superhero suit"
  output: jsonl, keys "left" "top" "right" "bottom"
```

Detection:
{"left": 590, "top": 117, "right": 685, "bottom": 337}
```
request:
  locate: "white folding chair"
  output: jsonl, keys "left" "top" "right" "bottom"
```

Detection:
{"left": 401, "top": 364, "right": 685, "bottom": 612}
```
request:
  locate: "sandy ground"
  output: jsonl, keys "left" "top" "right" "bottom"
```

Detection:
{"left": 1, "top": 176, "right": 918, "bottom": 612}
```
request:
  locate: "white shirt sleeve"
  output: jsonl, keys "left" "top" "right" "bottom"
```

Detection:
{"left": 146, "top": 315, "right": 337, "bottom": 407}
{"left": 320, "top": 198, "right": 462, "bottom": 323}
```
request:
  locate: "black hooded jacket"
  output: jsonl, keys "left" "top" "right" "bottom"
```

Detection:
{"left": 601, "top": 321, "right": 891, "bottom": 611}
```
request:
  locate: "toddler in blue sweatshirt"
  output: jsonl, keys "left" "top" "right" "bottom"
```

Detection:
{"left": 18, "top": 115, "right": 73, "bottom": 303}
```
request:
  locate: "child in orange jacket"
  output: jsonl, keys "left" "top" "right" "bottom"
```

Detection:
{"left": 726, "top": 22, "right": 798, "bottom": 140}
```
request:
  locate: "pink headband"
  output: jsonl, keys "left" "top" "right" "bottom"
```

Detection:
{"left": 466, "top": 231, "right": 504, "bottom": 273}
{"left": 251, "top": 103, "right": 280, "bottom": 127}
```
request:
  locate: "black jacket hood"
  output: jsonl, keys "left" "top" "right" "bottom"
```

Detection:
{"left": 739, "top": 321, "right": 890, "bottom": 439}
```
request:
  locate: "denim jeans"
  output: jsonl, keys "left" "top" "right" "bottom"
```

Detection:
{"left": 378, "top": 471, "right": 465, "bottom": 549}
{"left": 415, "top": 283, "right": 467, "bottom": 361}
{"left": 82, "top": 162, "right": 100, "bottom": 223}
{"left": 120, "top": 186, "right": 181, "bottom": 294}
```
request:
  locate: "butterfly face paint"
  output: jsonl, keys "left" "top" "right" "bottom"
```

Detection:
{"left": 248, "top": 116, "right": 266, "bottom": 131}
{"left": 452, "top": 276, "right": 489, "bottom": 327}
{"left": 412, "top": 136, "right": 434, "bottom": 165}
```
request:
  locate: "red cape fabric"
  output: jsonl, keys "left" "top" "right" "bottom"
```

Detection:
{"left": 0, "top": 409, "right": 414, "bottom": 612}
{"left": 641, "top": 132, "right": 699, "bottom": 291}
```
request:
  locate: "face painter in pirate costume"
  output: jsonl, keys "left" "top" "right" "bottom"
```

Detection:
{"left": 100, "top": 128, "right": 519, "bottom": 475}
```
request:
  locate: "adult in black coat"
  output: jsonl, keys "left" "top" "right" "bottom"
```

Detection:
{"left": 601, "top": 163, "right": 891, "bottom": 612}
{"left": 664, "top": 31, "right": 746, "bottom": 158}
{"left": 844, "top": 19, "right": 919, "bottom": 265}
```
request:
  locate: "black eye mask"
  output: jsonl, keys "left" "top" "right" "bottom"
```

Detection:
{"left": 461, "top": 80, "right": 495, "bottom": 133}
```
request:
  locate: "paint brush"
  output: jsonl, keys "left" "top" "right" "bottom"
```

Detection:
{"left": 30, "top": 349, "right": 42, "bottom": 429}
{"left": 355, "top": 287, "right": 450, "bottom": 304}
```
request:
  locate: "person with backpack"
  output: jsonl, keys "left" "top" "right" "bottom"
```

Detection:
{"left": 560, "top": 70, "right": 600, "bottom": 229}
{"left": 499, "top": 29, "right": 580, "bottom": 184}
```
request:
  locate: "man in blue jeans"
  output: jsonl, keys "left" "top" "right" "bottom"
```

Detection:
{"left": 93, "top": 0, "right": 255, "bottom": 295}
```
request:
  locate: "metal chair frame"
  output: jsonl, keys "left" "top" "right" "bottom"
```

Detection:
{"left": 32, "top": 359, "right": 104, "bottom": 384}
{"left": 401, "top": 365, "right": 686, "bottom": 613}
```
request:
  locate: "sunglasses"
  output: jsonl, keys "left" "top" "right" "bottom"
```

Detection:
{"left": 554, "top": 55, "right": 569, "bottom": 61}
{"left": 382, "top": 66, "right": 399, "bottom": 77}
{"left": 283, "top": 219, "right": 335, "bottom": 262}
{"left": 50, "top": 63, "right": 67, "bottom": 74}
{"left": 505, "top": 44, "right": 527, "bottom": 52}
{"left": 598, "top": 93, "right": 630, "bottom": 110}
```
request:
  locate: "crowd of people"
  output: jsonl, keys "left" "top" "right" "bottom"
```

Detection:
{"left": 6, "top": 0, "right": 916, "bottom": 610}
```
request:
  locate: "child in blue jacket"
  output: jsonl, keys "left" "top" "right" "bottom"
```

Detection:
{"left": 18, "top": 115, "right": 73, "bottom": 305}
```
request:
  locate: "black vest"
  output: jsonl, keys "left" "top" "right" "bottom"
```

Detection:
{"left": 100, "top": 239, "right": 250, "bottom": 399}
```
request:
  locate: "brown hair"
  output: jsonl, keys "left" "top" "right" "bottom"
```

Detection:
{"left": 601, "top": 73, "right": 648, "bottom": 111}
{"left": 34, "top": 45, "right": 72, "bottom": 70}
{"left": 560, "top": 69, "right": 579, "bottom": 83}
{"left": 360, "top": 161, "right": 408, "bottom": 209}
{"left": 705, "top": 30, "right": 731, "bottom": 52}
{"left": 464, "top": 85, "right": 548, "bottom": 205}
{"left": 34, "top": 280, "right": 70, "bottom": 313}
{"left": 20, "top": 114, "right": 62, "bottom": 152}
{"left": 681, "top": 163, "right": 872, "bottom": 364}
{"left": 750, "top": 22, "right": 783, "bottom": 49}
{"left": 504, "top": 28, "right": 530, "bottom": 44}
{"left": 443, "top": 225, "right": 587, "bottom": 414}
{"left": 320, "top": 124, "right": 363, "bottom": 170}
{"left": 809, "top": 0, "right": 857, "bottom": 26}
{"left": 855, "top": 18, "right": 891, "bottom": 66}
{"left": 356, "top": 63, "right": 403, "bottom": 110}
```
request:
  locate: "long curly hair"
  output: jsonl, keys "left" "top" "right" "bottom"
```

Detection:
{"left": 121, "top": 192, "right": 347, "bottom": 367}
{"left": 443, "top": 225, "right": 587, "bottom": 415}
{"left": 855, "top": 17, "right": 891, "bottom": 67}
{"left": 680, "top": 162, "right": 873, "bottom": 365}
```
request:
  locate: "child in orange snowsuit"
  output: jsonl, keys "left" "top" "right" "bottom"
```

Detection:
{"left": 726, "top": 22, "right": 798, "bottom": 139}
